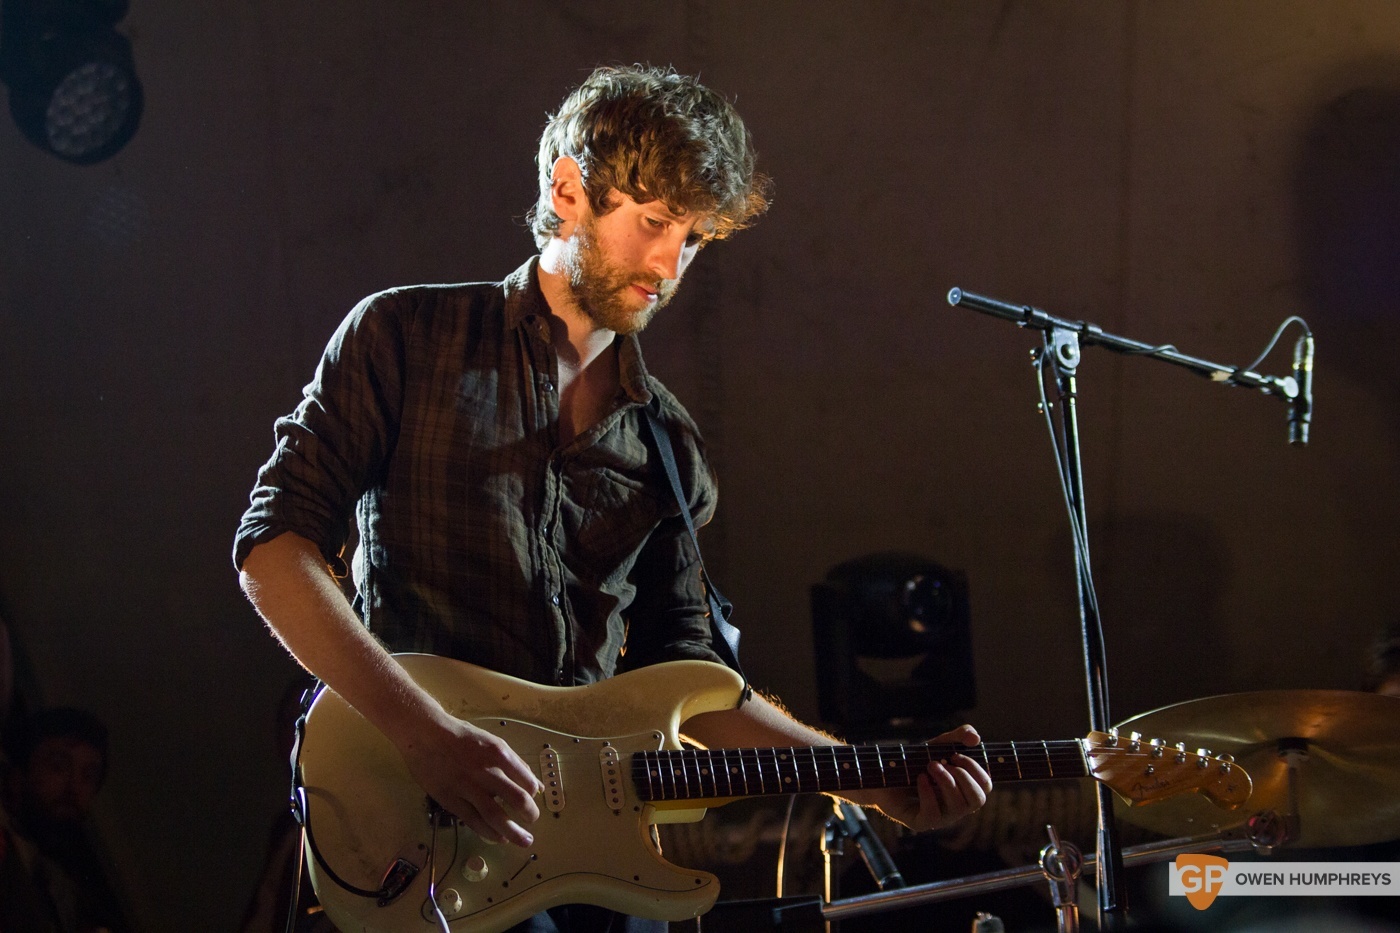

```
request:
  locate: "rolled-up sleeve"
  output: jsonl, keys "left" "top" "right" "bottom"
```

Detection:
{"left": 233, "top": 292, "right": 408, "bottom": 571}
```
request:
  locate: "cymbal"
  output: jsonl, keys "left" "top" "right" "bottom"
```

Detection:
{"left": 1112, "top": 690, "right": 1400, "bottom": 847}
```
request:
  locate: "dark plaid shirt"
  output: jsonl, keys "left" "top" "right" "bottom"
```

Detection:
{"left": 234, "top": 258, "right": 723, "bottom": 686}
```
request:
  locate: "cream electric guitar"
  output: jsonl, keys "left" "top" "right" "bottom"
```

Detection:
{"left": 296, "top": 654, "right": 1251, "bottom": 933}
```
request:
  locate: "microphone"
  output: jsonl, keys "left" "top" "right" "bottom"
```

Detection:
{"left": 1288, "top": 334, "right": 1314, "bottom": 446}
{"left": 834, "top": 802, "right": 906, "bottom": 890}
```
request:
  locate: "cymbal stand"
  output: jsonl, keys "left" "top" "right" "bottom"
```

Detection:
{"left": 1277, "top": 737, "right": 1308, "bottom": 844}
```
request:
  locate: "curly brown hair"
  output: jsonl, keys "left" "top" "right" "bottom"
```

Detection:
{"left": 529, "top": 64, "right": 770, "bottom": 248}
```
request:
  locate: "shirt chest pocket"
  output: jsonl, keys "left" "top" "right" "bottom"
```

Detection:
{"left": 559, "top": 464, "right": 667, "bottom": 586}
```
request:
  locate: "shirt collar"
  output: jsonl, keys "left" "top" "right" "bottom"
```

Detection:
{"left": 504, "top": 256, "right": 655, "bottom": 407}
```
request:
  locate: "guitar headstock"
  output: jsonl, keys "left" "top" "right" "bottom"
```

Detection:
{"left": 1083, "top": 730, "right": 1253, "bottom": 809}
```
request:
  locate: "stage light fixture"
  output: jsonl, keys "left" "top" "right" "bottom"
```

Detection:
{"left": 0, "top": 0, "right": 142, "bottom": 164}
{"left": 811, "top": 552, "right": 976, "bottom": 740}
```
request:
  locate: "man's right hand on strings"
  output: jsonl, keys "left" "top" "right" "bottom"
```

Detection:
{"left": 395, "top": 709, "right": 544, "bottom": 848}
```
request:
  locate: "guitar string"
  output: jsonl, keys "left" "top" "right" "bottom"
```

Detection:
{"left": 631, "top": 742, "right": 1221, "bottom": 800}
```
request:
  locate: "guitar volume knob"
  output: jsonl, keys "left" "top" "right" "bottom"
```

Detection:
{"left": 436, "top": 887, "right": 463, "bottom": 916}
{"left": 463, "top": 855, "right": 489, "bottom": 883}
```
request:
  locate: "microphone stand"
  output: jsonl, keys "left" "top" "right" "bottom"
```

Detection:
{"left": 820, "top": 802, "right": 906, "bottom": 933}
{"left": 944, "top": 287, "right": 1305, "bottom": 931}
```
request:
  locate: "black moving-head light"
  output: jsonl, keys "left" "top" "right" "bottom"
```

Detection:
{"left": 0, "top": 0, "right": 142, "bottom": 164}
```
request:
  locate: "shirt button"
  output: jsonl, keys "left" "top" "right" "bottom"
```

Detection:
{"left": 551, "top": 593, "right": 561, "bottom": 606}
{"left": 542, "top": 380, "right": 555, "bottom": 393}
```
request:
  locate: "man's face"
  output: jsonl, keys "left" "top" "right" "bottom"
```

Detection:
{"left": 561, "top": 191, "right": 710, "bottom": 335}
{"left": 22, "top": 735, "right": 104, "bottom": 823}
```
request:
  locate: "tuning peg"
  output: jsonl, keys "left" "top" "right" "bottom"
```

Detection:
{"left": 1108, "top": 727, "right": 1120, "bottom": 746}
{"left": 1196, "top": 748, "right": 1212, "bottom": 768}
{"left": 1128, "top": 732, "right": 1142, "bottom": 752}
{"left": 1174, "top": 742, "right": 1187, "bottom": 764}
{"left": 1217, "top": 753, "right": 1235, "bottom": 772}
{"left": 1149, "top": 738, "right": 1165, "bottom": 758}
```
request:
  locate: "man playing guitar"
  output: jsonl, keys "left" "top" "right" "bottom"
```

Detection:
{"left": 235, "top": 64, "right": 992, "bottom": 932}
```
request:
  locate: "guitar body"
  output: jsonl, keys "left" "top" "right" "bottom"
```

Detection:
{"left": 299, "top": 654, "right": 747, "bottom": 933}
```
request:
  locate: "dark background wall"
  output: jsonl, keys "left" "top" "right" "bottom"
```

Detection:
{"left": 2, "top": 2, "right": 1397, "bottom": 929}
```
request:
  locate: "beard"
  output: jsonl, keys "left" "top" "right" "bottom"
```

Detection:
{"left": 562, "top": 218, "right": 680, "bottom": 335}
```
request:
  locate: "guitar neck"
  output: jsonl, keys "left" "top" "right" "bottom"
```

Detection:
{"left": 634, "top": 740, "right": 1089, "bottom": 803}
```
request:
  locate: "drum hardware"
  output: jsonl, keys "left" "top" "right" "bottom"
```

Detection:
{"left": 817, "top": 824, "right": 1262, "bottom": 928}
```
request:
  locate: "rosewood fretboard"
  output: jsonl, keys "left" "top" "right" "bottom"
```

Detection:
{"left": 633, "top": 740, "right": 1090, "bottom": 802}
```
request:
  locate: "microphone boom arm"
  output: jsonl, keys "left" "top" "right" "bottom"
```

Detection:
{"left": 947, "top": 287, "right": 1301, "bottom": 403}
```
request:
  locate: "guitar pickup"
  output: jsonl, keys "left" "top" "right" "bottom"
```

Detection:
{"left": 599, "top": 743, "right": 624, "bottom": 812}
{"left": 540, "top": 745, "right": 565, "bottom": 813}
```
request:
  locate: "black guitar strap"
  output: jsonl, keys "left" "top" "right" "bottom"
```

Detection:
{"left": 641, "top": 398, "right": 748, "bottom": 698}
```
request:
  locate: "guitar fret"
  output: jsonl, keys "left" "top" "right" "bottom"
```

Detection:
{"left": 636, "top": 752, "right": 653, "bottom": 800}
{"left": 773, "top": 748, "right": 788, "bottom": 794}
{"left": 971, "top": 744, "right": 991, "bottom": 780}
{"left": 805, "top": 746, "right": 821, "bottom": 794}
{"left": 728, "top": 750, "right": 744, "bottom": 795}
{"left": 888, "top": 745, "right": 902, "bottom": 784}
{"left": 689, "top": 748, "right": 705, "bottom": 795}
{"left": 700, "top": 748, "right": 718, "bottom": 797}
{"left": 853, "top": 746, "right": 871, "bottom": 788}
{"left": 741, "top": 749, "right": 758, "bottom": 795}
{"left": 664, "top": 750, "right": 680, "bottom": 800}
{"left": 765, "top": 748, "right": 781, "bottom": 794}
{"left": 1025, "top": 741, "right": 1045, "bottom": 780}
{"left": 828, "top": 746, "right": 844, "bottom": 793}
{"left": 652, "top": 751, "right": 669, "bottom": 800}
{"left": 792, "top": 747, "right": 809, "bottom": 795}
{"left": 682, "top": 749, "right": 697, "bottom": 798}
{"left": 671, "top": 750, "right": 685, "bottom": 799}
{"left": 914, "top": 745, "right": 930, "bottom": 785}
{"left": 690, "top": 749, "right": 702, "bottom": 795}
